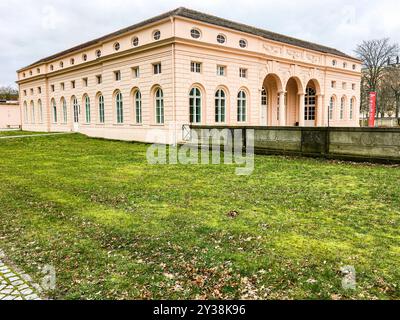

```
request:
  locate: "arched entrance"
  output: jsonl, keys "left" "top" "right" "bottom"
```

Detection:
{"left": 285, "top": 77, "right": 303, "bottom": 126}
{"left": 303, "top": 79, "right": 321, "bottom": 127}
{"left": 262, "top": 74, "right": 283, "bottom": 126}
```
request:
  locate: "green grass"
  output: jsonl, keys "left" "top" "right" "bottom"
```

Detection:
{"left": 0, "top": 133, "right": 399, "bottom": 300}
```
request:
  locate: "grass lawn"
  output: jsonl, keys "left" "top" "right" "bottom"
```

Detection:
{"left": 0, "top": 133, "right": 399, "bottom": 300}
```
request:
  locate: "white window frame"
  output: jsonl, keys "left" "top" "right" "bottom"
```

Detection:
{"left": 99, "top": 95, "right": 105, "bottom": 124}
{"left": 215, "top": 89, "right": 226, "bottom": 123}
{"left": 217, "top": 65, "right": 226, "bottom": 76}
{"left": 135, "top": 91, "right": 142, "bottom": 124}
{"left": 116, "top": 92, "right": 124, "bottom": 124}
{"left": 191, "top": 61, "right": 201, "bottom": 73}
{"left": 155, "top": 88, "right": 164, "bottom": 124}
{"left": 237, "top": 90, "right": 247, "bottom": 122}
{"left": 239, "top": 68, "right": 248, "bottom": 78}
{"left": 189, "top": 87, "right": 202, "bottom": 124}
{"left": 153, "top": 63, "right": 162, "bottom": 75}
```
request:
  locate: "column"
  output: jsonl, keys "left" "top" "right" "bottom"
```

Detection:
{"left": 317, "top": 94, "right": 324, "bottom": 126}
{"left": 298, "top": 93, "right": 305, "bottom": 127}
{"left": 279, "top": 91, "right": 286, "bottom": 126}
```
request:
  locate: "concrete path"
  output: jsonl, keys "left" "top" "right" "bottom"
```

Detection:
{"left": 0, "top": 132, "right": 71, "bottom": 140}
{"left": 0, "top": 251, "right": 43, "bottom": 300}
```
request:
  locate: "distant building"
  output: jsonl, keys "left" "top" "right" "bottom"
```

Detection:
{"left": 0, "top": 100, "right": 20, "bottom": 129}
{"left": 17, "top": 7, "right": 361, "bottom": 143}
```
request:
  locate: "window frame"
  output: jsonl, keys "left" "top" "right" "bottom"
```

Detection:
{"left": 304, "top": 87, "right": 316, "bottom": 121}
{"left": 237, "top": 90, "right": 247, "bottom": 122}
{"left": 85, "top": 95, "right": 91, "bottom": 124}
{"left": 155, "top": 88, "right": 164, "bottom": 125}
{"left": 116, "top": 91, "right": 124, "bottom": 124}
{"left": 98, "top": 95, "right": 105, "bottom": 124}
{"left": 217, "top": 34, "right": 226, "bottom": 44}
{"left": 190, "top": 61, "right": 202, "bottom": 73}
{"left": 217, "top": 65, "right": 226, "bottom": 76}
{"left": 62, "top": 98, "right": 68, "bottom": 124}
{"left": 239, "top": 68, "right": 248, "bottom": 78}
{"left": 52, "top": 99, "right": 58, "bottom": 123}
{"left": 135, "top": 90, "right": 142, "bottom": 124}
{"left": 215, "top": 89, "right": 226, "bottom": 123}
{"left": 132, "top": 36, "right": 139, "bottom": 47}
{"left": 239, "top": 39, "right": 248, "bottom": 48}
{"left": 153, "top": 30, "right": 161, "bottom": 41}
{"left": 190, "top": 28, "right": 201, "bottom": 39}
{"left": 153, "top": 63, "right": 162, "bottom": 75}
{"left": 189, "top": 87, "right": 202, "bottom": 124}
{"left": 115, "top": 70, "right": 121, "bottom": 81}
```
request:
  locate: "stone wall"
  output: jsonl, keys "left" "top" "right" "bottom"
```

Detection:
{"left": 189, "top": 125, "right": 400, "bottom": 163}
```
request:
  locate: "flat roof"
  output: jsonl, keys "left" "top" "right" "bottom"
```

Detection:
{"left": 20, "top": 7, "right": 359, "bottom": 71}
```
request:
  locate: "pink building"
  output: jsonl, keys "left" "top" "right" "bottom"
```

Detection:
{"left": 0, "top": 100, "right": 20, "bottom": 129}
{"left": 17, "top": 7, "right": 361, "bottom": 143}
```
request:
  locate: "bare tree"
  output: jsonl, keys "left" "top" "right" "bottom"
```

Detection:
{"left": 384, "top": 65, "right": 400, "bottom": 118}
{"left": 0, "top": 86, "right": 19, "bottom": 101}
{"left": 355, "top": 38, "right": 399, "bottom": 92}
{"left": 356, "top": 39, "right": 399, "bottom": 122}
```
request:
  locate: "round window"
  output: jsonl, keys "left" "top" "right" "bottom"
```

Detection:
{"left": 60, "top": 61, "right": 64, "bottom": 68}
{"left": 132, "top": 37, "right": 139, "bottom": 47}
{"left": 191, "top": 28, "right": 201, "bottom": 39}
{"left": 83, "top": 54, "right": 88, "bottom": 61}
{"left": 114, "top": 42, "right": 120, "bottom": 51}
{"left": 153, "top": 30, "right": 161, "bottom": 41}
{"left": 332, "top": 60, "right": 337, "bottom": 66}
{"left": 239, "top": 39, "right": 247, "bottom": 48}
{"left": 70, "top": 58, "right": 75, "bottom": 65}
{"left": 96, "top": 50, "right": 102, "bottom": 58}
{"left": 217, "top": 34, "right": 226, "bottom": 44}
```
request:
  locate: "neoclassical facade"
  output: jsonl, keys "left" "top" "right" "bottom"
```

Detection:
{"left": 17, "top": 7, "right": 361, "bottom": 143}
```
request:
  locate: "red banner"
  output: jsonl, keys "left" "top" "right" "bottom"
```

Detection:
{"left": 369, "top": 92, "right": 377, "bottom": 127}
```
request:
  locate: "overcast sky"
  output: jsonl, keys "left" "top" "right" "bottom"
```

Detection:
{"left": 1, "top": 0, "right": 400, "bottom": 88}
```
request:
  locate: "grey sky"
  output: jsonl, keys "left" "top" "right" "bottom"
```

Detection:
{"left": 1, "top": 0, "right": 400, "bottom": 88}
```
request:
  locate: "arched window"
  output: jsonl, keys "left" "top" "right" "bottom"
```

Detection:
{"left": 52, "top": 99, "right": 57, "bottom": 123}
{"left": 30, "top": 101, "right": 35, "bottom": 124}
{"left": 98, "top": 95, "right": 105, "bottom": 123}
{"left": 73, "top": 97, "right": 79, "bottom": 123}
{"left": 305, "top": 87, "right": 316, "bottom": 121}
{"left": 189, "top": 88, "right": 201, "bottom": 123}
{"left": 329, "top": 97, "right": 335, "bottom": 121}
{"left": 38, "top": 100, "right": 43, "bottom": 123}
{"left": 155, "top": 88, "right": 164, "bottom": 124}
{"left": 261, "top": 87, "right": 267, "bottom": 107}
{"left": 237, "top": 90, "right": 247, "bottom": 122}
{"left": 23, "top": 102, "right": 28, "bottom": 123}
{"left": 350, "top": 98, "right": 355, "bottom": 120}
{"left": 215, "top": 89, "right": 226, "bottom": 123}
{"left": 85, "top": 95, "right": 91, "bottom": 123}
{"left": 116, "top": 91, "right": 124, "bottom": 124}
{"left": 135, "top": 91, "right": 142, "bottom": 124}
{"left": 340, "top": 97, "right": 346, "bottom": 120}
{"left": 62, "top": 98, "right": 67, "bottom": 123}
